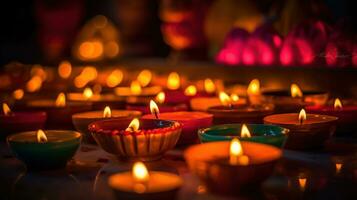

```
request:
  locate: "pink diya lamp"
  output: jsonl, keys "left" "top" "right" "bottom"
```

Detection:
{"left": 0, "top": 103, "right": 46, "bottom": 138}
{"left": 26, "top": 93, "right": 92, "bottom": 129}
{"left": 264, "top": 109, "right": 338, "bottom": 150}
{"left": 142, "top": 100, "right": 212, "bottom": 145}
{"left": 126, "top": 91, "right": 188, "bottom": 114}
{"left": 306, "top": 98, "right": 357, "bottom": 136}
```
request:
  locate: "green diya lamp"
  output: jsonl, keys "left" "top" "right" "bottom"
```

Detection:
{"left": 7, "top": 130, "right": 81, "bottom": 170}
{"left": 198, "top": 124, "right": 289, "bottom": 148}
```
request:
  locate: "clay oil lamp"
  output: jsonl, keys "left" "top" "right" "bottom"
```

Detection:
{"left": 126, "top": 91, "right": 188, "bottom": 114}
{"left": 89, "top": 117, "right": 182, "bottom": 161}
{"left": 0, "top": 103, "right": 47, "bottom": 138}
{"left": 184, "top": 138, "right": 282, "bottom": 196}
{"left": 7, "top": 129, "right": 81, "bottom": 170}
{"left": 72, "top": 106, "right": 142, "bottom": 143}
{"left": 306, "top": 98, "right": 357, "bottom": 136}
{"left": 26, "top": 93, "right": 92, "bottom": 129}
{"left": 191, "top": 92, "right": 246, "bottom": 111}
{"left": 142, "top": 100, "right": 213, "bottom": 145}
{"left": 68, "top": 87, "right": 126, "bottom": 110}
{"left": 162, "top": 72, "right": 192, "bottom": 105}
{"left": 198, "top": 123, "right": 288, "bottom": 148}
{"left": 264, "top": 109, "right": 338, "bottom": 150}
{"left": 208, "top": 91, "right": 274, "bottom": 125}
{"left": 114, "top": 80, "right": 161, "bottom": 98}
{"left": 109, "top": 162, "right": 182, "bottom": 200}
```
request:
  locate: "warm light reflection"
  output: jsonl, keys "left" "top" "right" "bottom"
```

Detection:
{"left": 334, "top": 98, "right": 342, "bottom": 110}
{"left": 103, "top": 106, "right": 112, "bottom": 118}
{"left": 167, "top": 72, "right": 180, "bottom": 90}
{"left": 219, "top": 92, "right": 231, "bottom": 107}
{"left": 230, "top": 94, "right": 239, "bottom": 102}
{"left": 81, "top": 66, "right": 98, "bottom": 81}
{"left": 298, "top": 109, "right": 307, "bottom": 124}
{"left": 184, "top": 85, "right": 197, "bottom": 96}
{"left": 240, "top": 124, "right": 251, "bottom": 138}
{"left": 132, "top": 162, "right": 150, "bottom": 183}
{"left": 137, "top": 70, "right": 152, "bottom": 87}
{"left": 2, "top": 103, "right": 11, "bottom": 116}
{"left": 79, "top": 40, "right": 104, "bottom": 59}
{"left": 155, "top": 92, "right": 165, "bottom": 104}
{"left": 106, "top": 69, "right": 123, "bottom": 88}
{"left": 298, "top": 177, "right": 307, "bottom": 191}
{"left": 58, "top": 60, "right": 72, "bottom": 79}
{"left": 126, "top": 118, "right": 140, "bottom": 132}
{"left": 335, "top": 163, "right": 342, "bottom": 174}
{"left": 150, "top": 100, "right": 160, "bottom": 119}
{"left": 204, "top": 78, "right": 216, "bottom": 94}
{"left": 26, "top": 76, "right": 42, "bottom": 92}
{"left": 229, "top": 138, "right": 249, "bottom": 166}
{"left": 104, "top": 41, "right": 119, "bottom": 58}
{"left": 31, "top": 65, "right": 47, "bottom": 81}
{"left": 83, "top": 87, "right": 93, "bottom": 99}
{"left": 74, "top": 76, "right": 88, "bottom": 88}
{"left": 247, "top": 79, "right": 260, "bottom": 95}
{"left": 130, "top": 81, "right": 142, "bottom": 95}
{"left": 13, "top": 89, "right": 24, "bottom": 100}
{"left": 291, "top": 84, "right": 303, "bottom": 98}
{"left": 37, "top": 129, "right": 48, "bottom": 143}
{"left": 55, "top": 93, "right": 66, "bottom": 107}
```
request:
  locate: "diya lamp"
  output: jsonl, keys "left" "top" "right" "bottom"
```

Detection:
{"left": 142, "top": 100, "right": 213, "bottom": 145}
{"left": 0, "top": 103, "right": 47, "bottom": 138}
{"left": 89, "top": 117, "right": 182, "bottom": 161}
{"left": 126, "top": 91, "right": 188, "bottom": 114}
{"left": 184, "top": 138, "right": 282, "bottom": 196}
{"left": 264, "top": 109, "right": 338, "bottom": 150}
{"left": 198, "top": 123, "right": 289, "bottom": 148}
{"left": 26, "top": 93, "right": 92, "bottom": 129}
{"left": 190, "top": 91, "right": 246, "bottom": 111}
{"left": 208, "top": 91, "right": 274, "bottom": 125}
{"left": 162, "top": 72, "right": 192, "bottom": 105}
{"left": 114, "top": 80, "right": 161, "bottom": 98}
{"left": 7, "top": 129, "right": 81, "bottom": 170}
{"left": 72, "top": 106, "right": 142, "bottom": 143}
{"left": 108, "top": 162, "right": 183, "bottom": 200}
{"left": 306, "top": 98, "right": 357, "bottom": 136}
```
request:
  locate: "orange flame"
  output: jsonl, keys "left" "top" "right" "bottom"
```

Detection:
{"left": 2, "top": 103, "right": 11, "bottom": 116}
{"left": 83, "top": 87, "right": 93, "bottom": 99}
{"left": 219, "top": 92, "right": 231, "bottom": 106}
{"left": 298, "top": 177, "right": 307, "bottom": 191}
{"left": 103, "top": 106, "right": 112, "bottom": 118}
{"left": 155, "top": 92, "right": 165, "bottom": 104}
{"left": 150, "top": 100, "right": 160, "bottom": 119}
{"left": 247, "top": 79, "right": 260, "bottom": 95}
{"left": 229, "top": 138, "right": 249, "bottom": 166}
{"left": 131, "top": 81, "right": 142, "bottom": 95}
{"left": 230, "top": 94, "right": 239, "bottom": 102}
{"left": 55, "top": 93, "right": 66, "bottom": 107}
{"left": 132, "top": 162, "right": 150, "bottom": 182}
{"left": 37, "top": 129, "right": 48, "bottom": 143}
{"left": 126, "top": 118, "right": 140, "bottom": 132}
{"left": 167, "top": 72, "right": 180, "bottom": 90}
{"left": 291, "top": 83, "right": 303, "bottom": 98}
{"left": 240, "top": 124, "right": 251, "bottom": 138}
{"left": 137, "top": 70, "right": 152, "bottom": 87}
{"left": 184, "top": 85, "right": 197, "bottom": 96}
{"left": 334, "top": 98, "right": 342, "bottom": 110}
{"left": 335, "top": 163, "right": 342, "bottom": 174}
{"left": 298, "top": 109, "right": 306, "bottom": 124}
{"left": 204, "top": 78, "right": 216, "bottom": 93}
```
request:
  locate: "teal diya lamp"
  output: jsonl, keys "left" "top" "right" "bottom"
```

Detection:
{"left": 198, "top": 123, "right": 289, "bottom": 148}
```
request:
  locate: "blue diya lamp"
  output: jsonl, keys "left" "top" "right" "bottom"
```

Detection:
{"left": 198, "top": 124, "right": 289, "bottom": 148}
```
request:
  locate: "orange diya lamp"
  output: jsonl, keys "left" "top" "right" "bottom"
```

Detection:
{"left": 264, "top": 109, "right": 338, "bottom": 150}
{"left": 184, "top": 138, "right": 282, "bottom": 196}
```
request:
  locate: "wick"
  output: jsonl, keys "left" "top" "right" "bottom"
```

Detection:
{"left": 299, "top": 118, "right": 304, "bottom": 125}
{"left": 153, "top": 110, "right": 159, "bottom": 119}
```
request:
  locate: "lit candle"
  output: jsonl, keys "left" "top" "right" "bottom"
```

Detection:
{"left": 163, "top": 72, "right": 192, "bottom": 105}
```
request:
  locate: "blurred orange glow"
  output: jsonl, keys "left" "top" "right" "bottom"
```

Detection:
{"left": 167, "top": 72, "right": 180, "bottom": 90}
{"left": 137, "top": 70, "right": 152, "bottom": 87}
{"left": 13, "top": 89, "right": 24, "bottom": 100}
{"left": 58, "top": 60, "right": 72, "bottom": 79}
{"left": 106, "top": 69, "right": 124, "bottom": 88}
{"left": 79, "top": 41, "right": 103, "bottom": 59}
{"left": 55, "top": 93, "right": 66, "bottom": 107}
{"left": 131, "top": 81, "right": 142, "bottom": 95}
{"left": 26, "top": 75, "right": 42, "bottom": 92}
{"left": 184, "top": 85, "right": 197, "bottom": 96}
{"left": 104, "top": 41, "right": 119, "bottom": 58}
{"left": 204, "top": 78, "right": 216, "bottom": 94}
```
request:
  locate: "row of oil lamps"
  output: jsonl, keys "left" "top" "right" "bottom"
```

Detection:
{"left": 1, "top": 65, "right": 357, "bottom": 198}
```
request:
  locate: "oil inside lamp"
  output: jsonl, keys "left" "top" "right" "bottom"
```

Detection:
{"left": 58, "top": 60, "right": 72, "bottom": 79}
{"left": 167, "top": 72, "right": 180, "bottom": 90}
{"left": 247, "top": 79, "right": 260, "bottom": 96}
{"left": 240, "top": 124, "right": 251, "bottom": 138}
{"left": 137, "top": 70, "right": 152, "bottom": 87}
{"left": 204, "top": 78, "right": 216, "bottom": 94}
{"left": 155, "top": 92, "right": 165, "bottom": 104}
{"left": 55, "top": 93, "right": 66, "bottom": 107}
{"left": 150, "top": 100, "right": 160, "bottom": 119}
{"left": 3, "top": 103, "right": 11, "bottom": 116}
{"left": 126, "top": 118, "right": 140, "bottom": 132}
{"left": 291, "top": 83, "right": 303, "bottom": 98}
{"left": 36, "top": 129, "right": 48, "bottom": 143}
{"left": 106, "top": 69, "right": 123, "bottom": 88}
{"left": 103, "top": 106, "right": 112, "bottom": 118}
{"left": 334, "top": 98, "right": 342, "bottom": 110}
{"left": 13, "top": 89, "right": 24, "bottom": 100}
{"left": 83, "top": 87, "right": 94, "bottom": 99}
{"left": 219, "top": 91, "right": 232, "bottom": 107}
{"left": 131, "top": 81, "right": 142, "bottom": 95}
{"left": 229, "top": 138, "right": 249, "bottom": 166}
{"left": 298, "top": 109, "right": 307, "bottom": 124}
{"left": 184, "top": 85, "right": 197, "bottom": 96}
{"left": 335, "top": 163, "right": 342, "bottom": 174}
{"left": 298, "top": 177, "right": 307, "bottom": 191}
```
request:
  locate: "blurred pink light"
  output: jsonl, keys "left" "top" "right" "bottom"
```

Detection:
{"left": 325, "top": 43, "right": 338, "bottom": 66}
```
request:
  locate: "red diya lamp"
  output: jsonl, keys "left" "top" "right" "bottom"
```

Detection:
{"left": 264, "top": 109, "right": 338, "bottom": 150}
{"left": 306, "top": 98, "right": 357, "bottom": 136}
{"left": 0, "top": 103, "right": 46, "bottom": 138}
{"left": 142, "top": 100, "right": 213, "bottom": 145}
{"left": 126, "top": 91, "right": 188, "bottom": 114}
{"left": 114, "top": 80, "right": 161, "bottom": 98}
{"left": 208, "top": 91, "right": 274, "bottom": 125}
{"left": 26, "top": 93, "right": 92, "bottom": 129}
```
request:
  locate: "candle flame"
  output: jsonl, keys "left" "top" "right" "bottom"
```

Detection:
{"left": 103, "top": 106, "right": 112, "bottom": 118}
{"left": 126, "top": 118, "right": 140, "bottom": 132}
{"left": 184, "top": 85, "right": 197, "bottom": 96}
{"left": 241, "top": 124, "right": 251, "bottom": 138}
{"left": 334, "top": 98, "right": 342, "bottom": 110}
{"left": 150, "top": 100, "right": 160, "bottom": 119}
{"left": 230, "top": 94, "right": 239, "bottom": 102}
{"left": 37, "top": 129, "right": 48, "bottom": 143}
{"left": 298, "top": 177, "right": 307, "bottom": 191}
{"left": 229, "top": 138, "right": 249, "bottom": 165}
{"left": 2, "top": 103, "right": 11, "bottom": 116}
{"left": 204, "top": 78, "right": 216, "bottom": 93}
{"left": 132, "top": 162, "right": 150, "bottom": 182}
{"left": 83, "top": 87, "right": 93, "bottom": 99}
{"left": 55, "top": 93, "right": 66, "bottom": 107}
{"left": 58, "top": 60, "right": 72, "bottom": 79}
{"left": 298, "top": 109, "right": 307, "bottom": 124}
{"left": 335, "top": 163, "right": 342, "bottom": 174}
{"left": 291, "top": 83, "right": 303, "bottom": 98}
{"left": 247, "top": 79, "right": 260, "bottom": 95}
{"left": 137, "top": 70, "right": 152, "bottom": 87}
{"left": 13, "top": 89, "right": 24, "bottom": 100}
{"left": 106, "top": 69, "right": 123, "bottom": 88}
{"left": 219, "top": 92, "right": 231, "bottom": 106}
{"left": 167, "top": 72, "right": 180, "bottom": 90}
{"left": 130, "top": 81, "right": 142, "bottom": 95}
{"left": 155, "top": 92, "right": 165, "bottom": 104}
